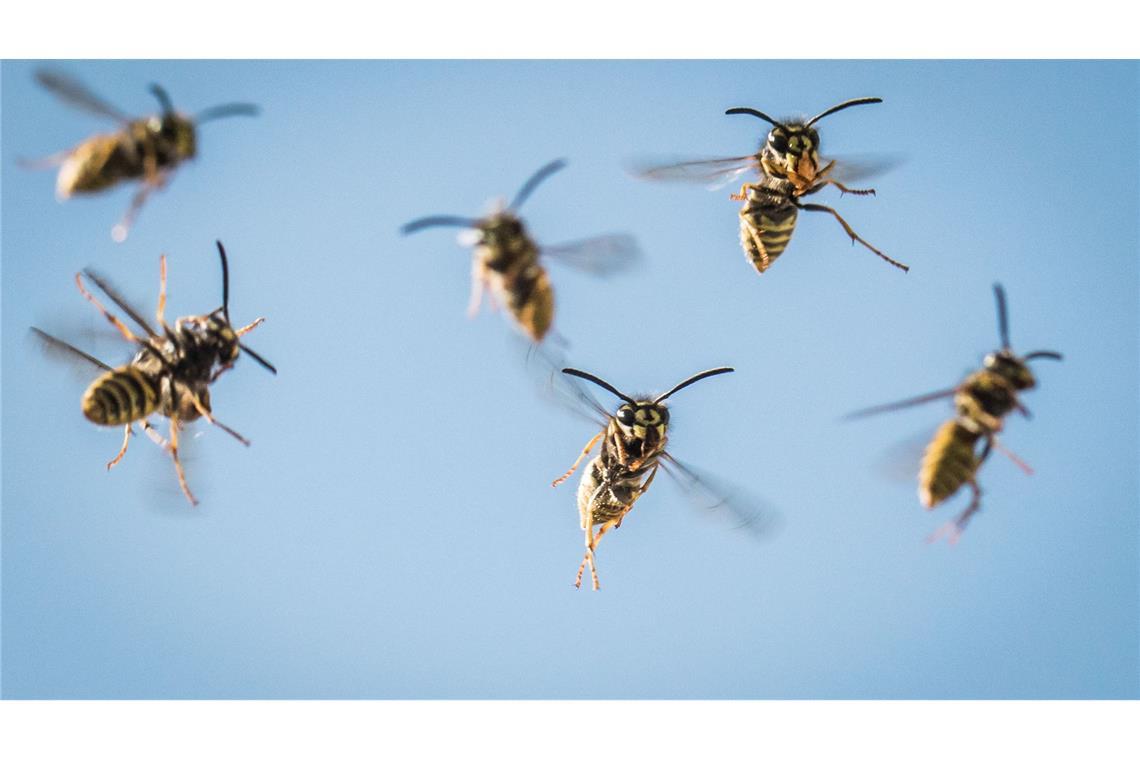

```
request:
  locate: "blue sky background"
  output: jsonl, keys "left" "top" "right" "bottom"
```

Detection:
{"left": 1, "top": 60, "right": 1136, "bottom": 699}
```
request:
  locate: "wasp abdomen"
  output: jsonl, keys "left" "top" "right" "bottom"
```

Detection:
{"left": 500, "top": 263, "right": 554, "bottom": 342}
{"left": 919, "top": 420, "right": 982, "bottom": 509}
{"left": 81, "top": 365, "right": 160, "bottom": 426}
{"left": 739, "top": 188, "right": 798, "bottom": 274}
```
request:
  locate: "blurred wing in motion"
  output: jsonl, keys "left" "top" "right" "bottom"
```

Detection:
{"left": 822, "top": 153, "right": 906, "bottom": 186}
{"left": 660, "top": 452, "right": 781, "bottom": 539}
{"left": 843, "top": 387, "right": 958, "bottom": 421}
{"left": 81, "top": 267, "right": 160, "bottom": 339}
{"left": 30, "top": 327, "right": 115, "bottom": 382}
{"left": 35, "top": 69, "right": 132, "bottom": 124}
{"left": 629, "top": 154, "right": 759, "bottom": 189}
{"left": 524, "top": 343, "right": 610, "bottom": 427}
{"left": 542, "top": 234, "right": 641, "bottom": 277}
{"left": 871, "top": 426, "right": 940, "bottom": 485}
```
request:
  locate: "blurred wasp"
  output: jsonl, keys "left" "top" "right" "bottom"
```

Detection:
{"left": 635, "top": 97, "right": 908, "bottom": 275}
{"left": 33, "top": 241, "right": 276, "bottom": 505}
{"left": 548, "top": 365, "right": 769, "bottom": 590}
{"left": 846, "top": 284, "right": 1061, "bottom": 542}
{"left": 400, "top": 159, "right": 639, "bottom": 343}
{"left": 23, "top": 69, "right": 259, "bottom": 242}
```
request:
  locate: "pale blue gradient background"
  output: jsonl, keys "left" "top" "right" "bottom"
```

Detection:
{"left": 2, "top": 61, "right": 1136, "bottom": 699}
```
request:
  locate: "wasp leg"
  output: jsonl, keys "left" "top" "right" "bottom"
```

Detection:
{"left": 166, "top": 413, "right": 198, "bottom": 507}
{"left": 797, "top": 202, "right": 910, "bottom": 272}
{"left": 106, "top": 424, "right": 134, "bottom": 470}
{"left": 730, "top": 183, "right": 752, "bottom": 202}
{"left": 188, "top": 393, "right": 251, "bottom": 446}
{"left": 467, "top": 261, "right": 491, "bottom": 318}
{"left": 927, "top": 480, "right": 982, "bottom": 545}
{"left": 637, "top": 464, "right": 659, "bottom": 495}
{"left": 155, "top": 254, "right": 170, "bottom": 330}
{"left": 821, "top": 178, "right": 876, "bottom": 196}
{"left": 75, "top": 273, "right": 143, "bottom": 344}
{"left": 552, "top": 431, "right": 604, "bottom": 487}
{"left": 992, "top": 436, "right": 1034, "bottom": 475}
{"left": 111, "top": 171, "right": 167, "bottom": 243}
{"left": 141, "top": 419, "right": 169, "bottom": 449}
{"left": 235, "top": 317, "right": 266, "bottom": 337}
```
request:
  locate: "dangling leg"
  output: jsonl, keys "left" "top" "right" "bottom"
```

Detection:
{"left": 575, "top": 508, "right": 596, "bottom": 590}
{"left": 107, "top": 424, "right": 134, "bottom": 470}
{"left": 467, "top": 261, "right": 490, "bottom": 318}
{"left": 167, "top": 413, "right": 198, "bottom": 507}
{"left": 821, "top": 178, "right": 876, "bottom": 196}
{"left": 992, "top": 436, "right": 1034, "bottom": 475}
{"left": 75, "top": 274, "right": 143, "bottom": 343}
{"left": 797, "top": 202, "right": 909, "bottom": 272}
{"left": 188, "top": 392, "right": 251, "bottom": 447}
{"left": 926, "top": 480, "right": 983, "bottom": 545}
{"left": 111, "top": 171, "right": 166, "bottom": 243}
{"left": 141, "top": 419, "right": 169, "bottom": 449}
{"left": 155, "top": 254, "right": 170, "bottom": 330}
{"left": 552, "top": 431, "right": 603, "bottom": 487}
{"left": 580, "top": 519, "right": 621, "bottom": 591}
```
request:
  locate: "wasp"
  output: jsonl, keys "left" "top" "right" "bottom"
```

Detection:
{"left": 32, "top": 241, "right": 276, "bottom": 505}
{"left": 635, "top": 97, "right": 908, "bottom": 275}
{"left": 549, "top": 365, "right": 767, "bottom": 590}
{"left": 24, "top": 69, "right": 258, "bottom": 242}
{"left": 400, "top": 159, "right": 639, "bottom": 343}
{"left": 846, "top": 284, "right": 1061, "bottom": 542}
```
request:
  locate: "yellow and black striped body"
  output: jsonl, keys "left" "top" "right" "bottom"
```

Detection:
{"left": 57, "top": 116, "right": 196, "bottom": 198}
{"left": 576, "top": 406, "right": 668, "bottom": 530}
{"left": 81, "top": 363, "right": 161, "bottom": 426}
{"left": 476, "top": 213, "right": 555, "bottom": 342}
{"left": 919, "top": 419, "right": 983, "bottom": 509}
{"left": 738, "top": 180, "right": 799, "bottom": 274}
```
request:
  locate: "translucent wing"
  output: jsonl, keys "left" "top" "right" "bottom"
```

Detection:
{"left": 542, "top": 234, "right": 641, "bottom": 277}
{"left": 30, "top": 327, "right": 114, "bottom": 373}
{"left": 629, "top": 154, "right": 760, "bottom": 188}
{"left": 525, "top": 344, "right": 610, "bottom": 428}
{"left": 659, "top": 452, "right": 781, "bottom": 539}
{"left": 35, "top": 69, "right": 132, "bottom": 124}
{"left": 871, "top": 426, "right": 940, "bottom": 485}
{"left": 821, "top": 153, "right": 906, "bottom": 185}
{"left": 80, "top": 268, "right": 160, "bottom": 340}
{"left": 843, "top": 387, "right": 959, "bottom": 421}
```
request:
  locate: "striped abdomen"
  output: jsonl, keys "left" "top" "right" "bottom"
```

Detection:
{"left": 58, "top": 132, "right": 146, "bottom": 197}
{"left": 81, "top": 365, "right": 160, "bottom": 426}
{"left": 739, "top": 185, "right": 798, "bottom": 274}
{"left": 495, "top": 262, "right": 554, "bottom": 342}
{"left": 576, "top": 453, "right": 658, "bottom": 529}
{"left": 919, "top": 420, "right": 983, "bottom": 509}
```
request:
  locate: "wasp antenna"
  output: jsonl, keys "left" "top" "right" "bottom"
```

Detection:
{"left": 196, "top": 103, "right": 260, "bottom": 123}
{"left": 993, "top": 283, "right": 1011, "bottom": 349}
{"left": 508, "top": 159, "right": 568, "bottom": 212}
{"left": 725, "top": 107, "right": 782, "bottom": 128}
{"left": 654, "top": 367, "right": 734, "bottom": 404}
{"left": 148, "top": 83, "right": 174, "bottom": 116}
{"left": 562, "top": 368, "right": 635, "bottom": 404}
{"left": 1024, "top": 350, "right": 1063, "bottom": 362}
{"left": 400, "top": 215, "right": 480, "bottom": 235}
{"left": 216, "top": 240, "right": 232, "bottom": 324}
{"left": 240, "top": 343, "right": 277, "bottom": 375}
{"left": 805, "top": 97, "right": 882, "bottom": 127}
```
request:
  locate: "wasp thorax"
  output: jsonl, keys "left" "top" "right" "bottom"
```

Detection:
{"left": 615, "top": 402, "right": 670, "bottom": 441}
{"left": 150, "top": 114, "right": 197, "bottom": 161}
{"left": 984, "top": 351, "right": 1036, "bottom": 390}
{"left": 177, "top": 313, "right": 240, "bottom": 365}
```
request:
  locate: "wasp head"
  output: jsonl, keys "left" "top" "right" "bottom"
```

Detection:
{"left": 983, "top": 350, "right": 1036, "bottom": 390}
{"left": 614, "top": 401, "right": 670, "bottom": 444}
{"left": 761, "top": 123, "right": 822, "bottom": 184}
{"left": 176, "top": 311, "right": 241, "bottom": 369}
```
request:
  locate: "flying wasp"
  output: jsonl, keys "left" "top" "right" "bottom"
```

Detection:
{"left": 635, "top": 97, "right": 908, "bottom": 275}
{"left": 23, "top": 69, "right": 258, "bottom": 242}
{"left": 549, "top": 365, "right": 768, "bottom": 590}
{"left": 400, "top": 159, "right": 639, "bottom": 343}
{"left": 32, "top": 241, "right": 276, "bottom": 505}
{"left": 846, "top": 284, "right": 1061, "bottom": 542}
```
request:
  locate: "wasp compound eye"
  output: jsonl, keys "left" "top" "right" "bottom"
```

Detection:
{"left": 616, "top": 406, "right": 635, "bottom": 425}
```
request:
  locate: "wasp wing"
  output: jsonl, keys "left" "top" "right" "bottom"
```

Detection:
{"left": 628, "top": 154, "right": 760, "bottom": 189}
{"left": 659, "top": 452, "right": 780, "bottom": 539}
{"left": 820, "top": 153, "right": 906, "bottom": 185}
{"left": 541, "top": 234, "right": 641, "bottom": 277}
{"left": 81, "top": 267, "right": 161, "bottom": 340}
{"left": 524, "top": 344, "right": 610, "bottom": 428}
{"left": 35, "top": 69, "right": 132, "bottom": 124}
{"left": 843, "top": 387, "right": 959, "bottom": 421}
{"left": 30, "top": 327, "right": 115, "bottom": 375}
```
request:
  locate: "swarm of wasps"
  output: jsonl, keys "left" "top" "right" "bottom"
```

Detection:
{"left": 26, "top": 68, "right": 1062, "bottom": 590}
